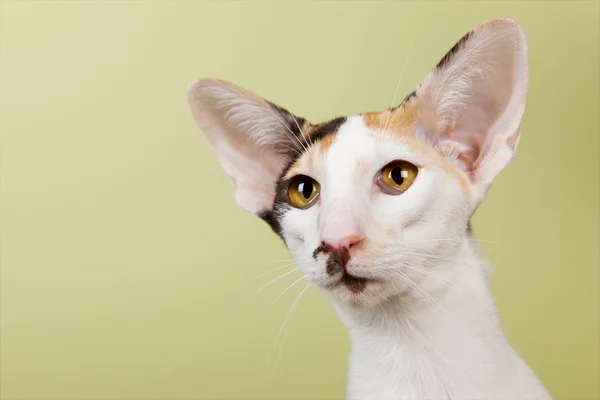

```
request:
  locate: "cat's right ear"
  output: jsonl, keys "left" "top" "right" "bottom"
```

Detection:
{"left": 187, "top": 79, "right": 307, "bottom": 215}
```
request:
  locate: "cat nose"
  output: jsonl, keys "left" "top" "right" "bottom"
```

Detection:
{"left": 323, "top": 235, "right": 364, "bottom": 266}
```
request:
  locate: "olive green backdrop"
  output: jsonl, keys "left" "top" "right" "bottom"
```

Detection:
{"left": 1, "top": 1, "right": 598, "bottom": 399}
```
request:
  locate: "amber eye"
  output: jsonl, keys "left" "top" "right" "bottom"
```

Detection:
{"left": 288, "top": 175, "right": 321, "bottom": 209}
{"left": 377, "top": 161, "right": 418, "bottom": 194}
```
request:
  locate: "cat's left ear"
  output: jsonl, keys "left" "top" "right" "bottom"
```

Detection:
{"left": 411, "top": 18, "right": 529, "bottom": 203}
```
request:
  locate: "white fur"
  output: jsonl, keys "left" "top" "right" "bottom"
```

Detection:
{"left": 187, "top": 18, "right": 550, "bottom": 400}
{"left": 281, "top": 115, "right": 550, "bottom": 399}
{"left": 339, "top": 241, "right": 548, "bottom": 400}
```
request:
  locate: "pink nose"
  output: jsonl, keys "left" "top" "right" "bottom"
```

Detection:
{"left": 323, "top": 235, "right": 364, "bottom": 266}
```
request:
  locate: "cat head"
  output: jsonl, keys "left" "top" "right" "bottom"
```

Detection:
{"left": 187, "top": 19, "right": 528, "bottom": 308}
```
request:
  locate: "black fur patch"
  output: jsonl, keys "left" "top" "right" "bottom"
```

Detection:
{"left": 400, "top": 89, "right": 417, "bottom": 105}
{"left": 387, "top": 89, "right": 418, "bottom": 113}
{"left": 267, "top": 101, "right": 307, "bottom": 138}
{"left": 276, "top": 159, "right": 298, "bottom": 193}
{"left": 436, "top": 30, "right": 473, "bottom": 70}
{"left": 257, "top": 210, "right": 282, "bottom": 237}
{"left": 312, "top": 242, "right": 328, "bottom": 260}
{"left": 303, "top": 116, "right": 347, "bottom": 146}
{"left": 326, "top": 257, "right": 342, "bottom": 276}
{"left": 273, "top": 116, "right": 348, "bottom": 183}
{"left": 258, "top": 116, "right": 348, "bottom": 242}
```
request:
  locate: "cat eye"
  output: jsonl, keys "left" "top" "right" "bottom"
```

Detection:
{"left": 376, "top": 161, "right": 418, "bottom": 195}
{"left": 288, "top": 175, "right": 321, "bottom": 209}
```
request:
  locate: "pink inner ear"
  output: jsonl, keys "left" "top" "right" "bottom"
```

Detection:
{"left": 414, "top": 19, "right": 528, "bottom": 191}
{"left": 187, "top": 79, "right": 304, "bottom": 215}
{"left": 446, "top": 97, "right": 503, "bottom": 170}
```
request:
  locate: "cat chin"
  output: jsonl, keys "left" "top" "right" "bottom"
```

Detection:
{"left": 322, "top": 279, "right": 392, "bottom": 309}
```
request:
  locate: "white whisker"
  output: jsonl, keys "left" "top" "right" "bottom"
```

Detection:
{"left": 254, "top": 268, "right": 300, "bottom": 296}
{"left": 383, "top": 37, "right": 415, "bottom": 133}
{"left": 265, "top": 282, "right": 309, "bottom": 376}
{"left": 261, "top": 275, "right": 306, "bottom": 319}
{"left": 251, "top": 263, "right": 297, "bottom": 281}
{"left": 404, "top": 238, "right": 506, "bottom": 246}
{"left": 268, "top": 258, "right": 297, "bottom": 263}
{"left": 274, "top": 283, "right": 310, "bottom": 371}
{"left": 401, "top": 262, "right": 477, "bottom": 300}
{"left": 383, "top": 38, "right": 414, "bottom": 132}
{"left": 267, "top": 108, "right": 308, "bottom": 153}
{"left": 398, "top": 251, "right": 460, "bottom": 262}
{"left": 289, "top": 113, "right": 311, "bottom": 149}
{"left": 390, "top": 269, "right": 444, "bottom": 312}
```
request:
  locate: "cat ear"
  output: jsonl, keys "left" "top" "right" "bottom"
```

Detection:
{"left": 187, "top": 79, "right": 306, "bottom": 214}
{"left": 411, "top": 18, "right": 529, "bottom": 202}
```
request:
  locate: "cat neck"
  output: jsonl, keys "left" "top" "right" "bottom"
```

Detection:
{"left": 332, "top": 236, "right": 542, "bottom": 399}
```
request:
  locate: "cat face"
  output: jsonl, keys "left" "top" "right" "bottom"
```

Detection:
{"left": 188, "top": 19, "right": 529, "bottom": 308}
{"left": 270, "top": 115, "right": 475, "bottom": 307}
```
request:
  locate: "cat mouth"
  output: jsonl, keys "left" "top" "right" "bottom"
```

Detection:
{"left": 328, "top": 271, "right": 373, "bottom": 293}
{"left": 316, "top": 246, "right": 376, "bottom": 294}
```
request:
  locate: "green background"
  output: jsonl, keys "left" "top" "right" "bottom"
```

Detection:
{"left": 1, "top": 1, "right": 598, "bottom": 399}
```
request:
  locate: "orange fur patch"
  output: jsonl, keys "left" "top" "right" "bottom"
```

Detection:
{"left": 364, "top": 105, "right": 472, "bottom": 195}
{"left": 363, "top": 102, "right": 420, "bottom": 136}
{"left": 443, "top": 162, "right": 472, "bottom": 195}
{"left": 287, "top": 103, "right": 472, "bottom": 195}
{"left": 319, "top": 131, "right": 337, "bottom": 151}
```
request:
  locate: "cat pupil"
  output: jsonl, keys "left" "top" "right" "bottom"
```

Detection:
{"left": 391, "top": 167, "right": 405, "bottom": 185}
{"left": 299, "top": 181, "right": 313, "bottom": 199}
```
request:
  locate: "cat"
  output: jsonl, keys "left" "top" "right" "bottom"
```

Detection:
{"left": 187, "top": 18, "right": 551, "bottom": 400}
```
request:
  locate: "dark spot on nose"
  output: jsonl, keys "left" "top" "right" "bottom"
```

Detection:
{"left": 314, "top": 242, "right": 342, "bottom": 276}
{"left": 314, "top": 241, "right": 355, "bottom": 276}
{"left": 313, "top": 242, "right": 369, "bottom": 293}
{"left": 312, "top": 242, "right": 328, "bottom": 260}
{"left": 326, "top": 257, "right": 343, "bottom": 276}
